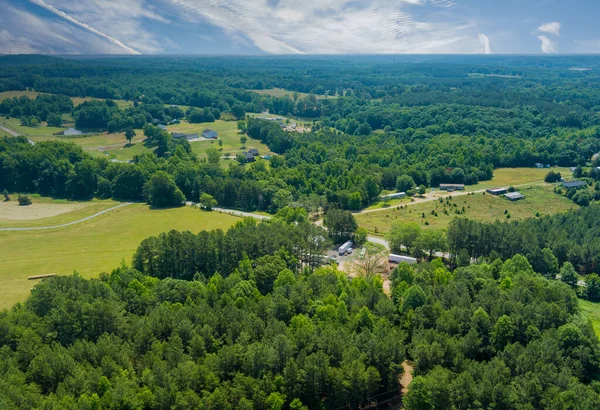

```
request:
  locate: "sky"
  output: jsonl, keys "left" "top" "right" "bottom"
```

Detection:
{"left": 1, "top": 0, "right": 599, "bottom": 55}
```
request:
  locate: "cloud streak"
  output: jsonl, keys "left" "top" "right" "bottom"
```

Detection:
{"left": 28, "top": 0, "right": 141, "bottom": 54}
{"left": 166, "top": 0, "right": 485, "bottom": 54}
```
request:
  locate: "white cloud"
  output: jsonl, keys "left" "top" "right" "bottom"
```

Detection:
{"left": 538, "top": 35, "right": 558, "bottom": 54}
{"left": 165, "top": 0, "right": 484, "bottom": 54}
{"left": 478, "top": 33, "right": 491, "bottom": 54}
{"left": 538, "top": 21, "right": 560, "bottom": 36}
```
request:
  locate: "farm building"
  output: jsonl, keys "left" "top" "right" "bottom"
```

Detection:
{"left": 243, "top": 152, "right": 255, "bottom": 162}
{"left": 389, "top": 254, "right": 417, "bottom": 264}
{"left": 248, "top": 148, "right": 259, "bottom": 156}
{"left": 172, "top": 132, "right": 185, "bottom": 138}
{"left": 439, "top": 184, "right": 465, "bottom": 191}
{"left": 534, "top": 163, "right": 544, "bottom": 168}
{"left": 487, "top": 188, "right": 507, "bottom": 196}
{"left": 563, "top": 180, "right": 587, "bottom": 189}
{"left": 157, "top": 124, "right": 167, "bottom": 131}
{"left": 504, "top": 192, "right": 525, "bottom": 201}
{"left": 202, "top": 129, "right": 218, "bottom": 139}
{"left": 381, "top": 192, "right": 406, "bottom": 200}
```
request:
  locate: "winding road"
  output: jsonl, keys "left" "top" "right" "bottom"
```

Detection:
{"left": 0, "top": 203, "right": 133, "bottom": 231}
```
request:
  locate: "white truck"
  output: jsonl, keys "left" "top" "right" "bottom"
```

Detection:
{"left": 389, "top": 254, "right": 417, "bottom": 264}
{"left": 338, "top": 241, "right": 353, "bottom": 256}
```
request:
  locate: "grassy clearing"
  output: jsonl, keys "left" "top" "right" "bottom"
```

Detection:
{"left": 357, "top": 186, "right": 578, "bottom": 235}
{"left": 463, "top": 167, "right": 573, "bottom": 192}
{"left": 168, "top": 120, "right": 271, "bottom": 157}
{"left": 0, "top": 204, "right": 241, "bottom": 309}
{"left": 0, "top": 196, "right": 118, "bottom": 228}
{"left": 580, "top": 300, "right": 600, "bottom": 338}
{"left": 28, "top": 131, "right": 145, "bottom": 150}
{"left": 103, "top": 142, "right": 152, "bottom": 160}
{"left": 248, "top": 88, "right": 338, "bottom": 100}
{"left": 0, "top": 117, "right": 66, "bottom": 136}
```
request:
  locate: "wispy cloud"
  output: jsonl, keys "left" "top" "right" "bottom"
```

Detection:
{"left": 166, "top": 0, "right": 485, "bottom": 54}
{"left": 538, "top": 35, "right": 558, "bottom": 54}
{"left": 478, "top": 33, "right": 491, "bottom": 54}
{"left": 538, "top": 21, "right": 560, "bottom": 36}
{"left": 28, "top": 0, "right": 141, "bottom": 54}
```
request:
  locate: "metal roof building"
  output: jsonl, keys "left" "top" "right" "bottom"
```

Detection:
{"left": 504, "top": 192, "right": 525, "bottom": 201}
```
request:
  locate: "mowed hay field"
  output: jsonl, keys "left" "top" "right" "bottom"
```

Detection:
{"left": 357, "top": 186, "right": 578, "bottom": 235}
{"left": 0, "top": 196, "right": 119, "bottom": 228}
{"left": 0, "top": 91, "right": 130, "bottom": 109}
{"left": 462, "top": 167, "right": 573, "bottom": 192}
{"left": 0, "top": 203, "right": 240, "bottom": 309}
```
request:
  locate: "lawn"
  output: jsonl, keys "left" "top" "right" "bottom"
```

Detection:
{"left": 103, "top": 141, "right": 153, "bottom": 160}
{"left": 357, "top": 186, "right": 578, "bottom": 235}
{"left": 0, "top": 204, "right": 241, "bottom": 309}
{"left": 167, "top": 120, "right": 271, "bottom": 157}
{"left": 580, "top": 300, "right": 600, "bottom": 338}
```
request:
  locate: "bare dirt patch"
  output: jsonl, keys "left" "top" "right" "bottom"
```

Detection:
{"left": 400, "top": 361, "right": 414, "bottom": 396}
{"left": 0, "top": 201, "right": 87, "bottom": 221}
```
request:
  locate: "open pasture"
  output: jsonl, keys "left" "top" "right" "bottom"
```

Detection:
{"left": 0, "top": 202, "right": 240, "bottom": 309}
{"left": 357, "top": 186, "right": 578, "bottom": 235}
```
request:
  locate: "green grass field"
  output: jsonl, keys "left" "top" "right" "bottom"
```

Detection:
{"left": 357, "top": 186, "right": 578, "bottom": 235}
{"left": 580, "top": 300, "right": 600, "bottom": 338}
{"left": 168, "top": 120, "right": 271, "bottom": 157}
{"left": 463, "top": 167, "right": 573, "bottom": 192}
{"left": 28, "top": 131, "right": 145, "bottom": 149}
{"left": 0, "top": 117, "right": 67, "bottom": 136}
{"left": 0, "top": 203, "right": 241, "bottom": 309}
{"left": 0, "top": 195, "right": 118, "bottom": 229}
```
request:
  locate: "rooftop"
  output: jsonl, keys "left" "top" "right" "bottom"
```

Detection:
{"left": 505, "top": 192, "right": 525, "bottom": 200}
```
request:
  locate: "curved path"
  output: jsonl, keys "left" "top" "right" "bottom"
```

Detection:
{"left": 0, "top": 202, "right": 133, "bottom": 231}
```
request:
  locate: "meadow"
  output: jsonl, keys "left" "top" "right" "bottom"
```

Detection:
{"left": 357, "top": 185, "right": 578, "bottom": 235}
{"left": 0, "top": 202, "right": 240, "bottom": 309}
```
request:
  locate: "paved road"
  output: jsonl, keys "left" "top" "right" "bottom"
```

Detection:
{"left": 0, "top": 123, "right": 35, "bottom": 145}
{"left": 207, "top": 205, "right": 394, "bottom": 250}
{"left": 0, "top": 203, "right": 133, "bottom": 231}
{"left": 213, "top": 208, "right": 272, "bottom": 220}
{"left": 0, "top": 123, "right": 19, "bottom": 137}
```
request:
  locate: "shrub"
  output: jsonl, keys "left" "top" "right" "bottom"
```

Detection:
{"left": 18, "top": 194, "right": 32, "bottom": 206}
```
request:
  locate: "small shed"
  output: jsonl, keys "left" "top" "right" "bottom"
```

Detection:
{"left": 381, "top": 192, "right": 406, "bottom": 200}
{"left": 249, "top": 148, "right": 259, "bottom": 156}
{"left": 439, "top": 184, "right": 465, "bottom": 191}
{"left": 172, "top": 132, "right": 186, "bottom": 138}
{"left": 202, "top": 129, "right": 218, "bottom": 139}
{"left": 534, "top": 163, "right": 544, "bottom": 168}
{"left": 157, "top": 124, "right": 167, "bottom": 131}
{"left": 185, "top": 134, "right": 198, "bottom": 140}
{"left": 486, "top": 188, "right": 507, "bottom": 196}
{"left": 504, "top": 192, "right": 525, "bottom": 201}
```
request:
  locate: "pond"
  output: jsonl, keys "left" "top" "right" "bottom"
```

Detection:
{"left": 63, "top": 127, "right": 83, "bottom": 136}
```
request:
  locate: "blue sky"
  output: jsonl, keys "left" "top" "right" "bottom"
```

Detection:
{"left": 1, "top": 0, "right": 599, "bottom": 55}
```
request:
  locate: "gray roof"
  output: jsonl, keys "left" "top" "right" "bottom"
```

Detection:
{"left": 563, "top": 180, "right": 586, "bottom": 189}
{"left": 249, "top": 148, "right": 259, "bottom": 155}
{"left": 505, "top": 192, "right": 525, "bottom": 200}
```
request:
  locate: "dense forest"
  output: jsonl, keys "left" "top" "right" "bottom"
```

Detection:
{"left": 1, "top": 219, "right": 599, "bottom": 408}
